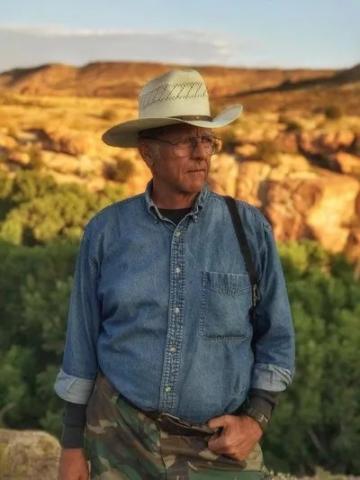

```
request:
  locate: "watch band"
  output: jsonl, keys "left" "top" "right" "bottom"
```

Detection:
{"left": 243, "top": 405, "right": 270, "bottom": 431}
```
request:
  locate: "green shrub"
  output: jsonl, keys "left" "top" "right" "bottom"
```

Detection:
{"left": 27, "top": 144, "right": 44, "bottom": 170}
{"left": 0, "top": 171, "right": 126, "bottom": 245}
{"left": 103, "top": 157, "right": 135, "bottom": 183}
{"left": 0, "top": 240, "right": 78, "bottom": 434}
{"left": 323, "top": 105, "right": 343, "bottom": 120}
{"left": 279, "top": 114, "right": 302, "bottom": 133}
{"left": 101, "top": 108, "right": 119, "bottom": 121}
{"left": 263, "top": 241, "right": 360, "bottom": 475}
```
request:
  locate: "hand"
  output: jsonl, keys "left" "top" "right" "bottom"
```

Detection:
{"left": 207, "top": 414, "right": 263, "bottom": 462}
{"left": 58, "top": 448, "right": 89, "bottom": 480}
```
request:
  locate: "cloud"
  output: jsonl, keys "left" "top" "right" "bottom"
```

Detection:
{"left": 0, "top": 24, "right": 244, "bottom": 71}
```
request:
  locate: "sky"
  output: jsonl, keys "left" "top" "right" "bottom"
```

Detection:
{"left": 0, "top": 0, "right": 359, "bottom": 73}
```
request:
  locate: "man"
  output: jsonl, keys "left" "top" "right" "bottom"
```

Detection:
{"left": 54, "top": 69, "right": 295, "bottom": 479}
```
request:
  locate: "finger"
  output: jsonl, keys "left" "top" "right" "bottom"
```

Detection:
{"left": 208, "top": 441, "right": 238, "bottom": 457}
{"left": 208, "top": 430, "right": 233, "bottom": 451}
{"left": 209, "top": 439, "right": 248, "bottom": 459}
{"left": 207, "top": 415, "right": 229, "bottom": 429}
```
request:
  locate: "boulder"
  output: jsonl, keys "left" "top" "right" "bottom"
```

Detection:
{"left": 267, "top": 153, "right": 311, "bottom": 180}
{"left": 235, "top": 144, "right": 257, "bottom": 158}
{"left": 7, "top": 151, "right": 31, "bottom": 167}
{"left": 209, "top": 153, "right": 239, "bottom": 197}
{"left": 0, "top": 133, "right": 17, "bottom": 151}
{"left": 273, "top": 132, "right": 299, "bottom": 154}
{"left": 41, "top": 151, "right": 80, "bottom": 174}
{"left": 0, "top": 428, "right": 60, "bottom": 480}
{"left": 330, "top": 152, "right": 360, "bottom": 175}
{"left": 235, "top": 161, "right": 271, "bottom": 207}
{"left": 299, "top": 130, "right": 356, "bottom": 156}
{"left": 263, "top": 179, "right": 315, "bottom": 241}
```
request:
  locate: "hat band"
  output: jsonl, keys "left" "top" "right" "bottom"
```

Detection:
{"left": 170, "top": 115, "right": 213, "bottom": 121}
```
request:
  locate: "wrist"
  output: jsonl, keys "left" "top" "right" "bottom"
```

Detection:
{"left": 247, "top": 395, "right": 273, "bottom": 421}
{"left": 242, "top": 406, "right": 269, "bottom": 432}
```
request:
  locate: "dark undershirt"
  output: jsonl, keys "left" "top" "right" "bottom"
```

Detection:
{"left": 158, "top": 206, "right": 193, "bottom": 224}
{"left": 60, "top": 207, "right": 281, "bottom": 448}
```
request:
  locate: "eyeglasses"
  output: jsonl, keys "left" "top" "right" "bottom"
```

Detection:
{"left": 140, "top": 135, "right": 222, "bottom": 157}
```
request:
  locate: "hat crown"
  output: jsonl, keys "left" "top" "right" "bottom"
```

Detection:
{"left": 139, "top": 69, "right": 211, "bottom": 118}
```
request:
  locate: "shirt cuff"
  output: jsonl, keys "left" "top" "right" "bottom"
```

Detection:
{"left": 54, "top": 368, "right": 95, "bottom": 404}
{"left": 251, "top": 363, "right": 294, "bottom": 391}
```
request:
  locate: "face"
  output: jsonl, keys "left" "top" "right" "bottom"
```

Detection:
{"left": 139, "top": 124, "right": 213, "bottom": 196}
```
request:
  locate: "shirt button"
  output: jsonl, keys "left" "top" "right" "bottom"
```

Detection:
{"left": 174, "top": 307, "right": 180, "bottom": 314}
{"left": 169, "top": 346, "right": 176, "bottom": 353}
{"left": 175, "top": 231, "right": 181, "bottom": 237}
{"left": 175, "top": 267, "right": 181, "bottom": 274}
{"left": 165, "top": 386, "right": 172, "bottom": 393}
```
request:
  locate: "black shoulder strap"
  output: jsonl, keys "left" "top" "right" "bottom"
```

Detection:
{"left": 223, "top": 196, "right": 260, "bottom": 310}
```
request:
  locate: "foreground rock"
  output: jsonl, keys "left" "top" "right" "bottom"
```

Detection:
{"left": 0, "top": 428, "right": 60, "bottom": 480}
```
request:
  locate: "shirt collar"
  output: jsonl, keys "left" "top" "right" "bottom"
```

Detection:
{"left": 144, "top": 179, "right": 210, "bottom": 222}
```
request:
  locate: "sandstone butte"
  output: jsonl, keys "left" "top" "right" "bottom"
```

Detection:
{"left": 0, "top": 61, "right": 359, "bottom": 269}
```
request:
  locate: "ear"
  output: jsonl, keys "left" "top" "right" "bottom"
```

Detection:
{"left": 138, "top": 141, "right": 156, "bottom": 170}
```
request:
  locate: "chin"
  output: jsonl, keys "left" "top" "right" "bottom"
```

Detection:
{"left": 184, "top": 180, "right": 206, "bottom": 193}
{"left": 187, "top": 174, "right": 208, "bottom": 189}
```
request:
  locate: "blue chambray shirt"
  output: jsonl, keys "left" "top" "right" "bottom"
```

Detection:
{"left": 54, "top": 180, "right": 295, "bottom": 424}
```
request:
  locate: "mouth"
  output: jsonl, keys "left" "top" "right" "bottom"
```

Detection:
{"left": 188, "top": 169, "right": 206, "bottom": 173}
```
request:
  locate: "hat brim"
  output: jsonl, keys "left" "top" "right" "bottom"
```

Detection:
{"left": 102, "top": 105, "right": 243, "bottom": 147}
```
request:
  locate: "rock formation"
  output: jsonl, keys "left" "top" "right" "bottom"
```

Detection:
{"left": 0, "top": 428, "right": 60, "bottom": 480}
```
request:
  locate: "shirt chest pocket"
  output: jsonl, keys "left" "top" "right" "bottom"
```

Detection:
{"left": 199, "top": 271, "right": 252, "bottom": 340}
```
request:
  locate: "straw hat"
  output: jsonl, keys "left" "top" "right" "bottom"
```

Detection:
{"left": 102, "top": 69, "right": 243, "bottom": 147}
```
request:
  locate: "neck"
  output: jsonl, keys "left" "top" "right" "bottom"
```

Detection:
{"left": 151, "top": 180, "right": 201, "bottom": 209}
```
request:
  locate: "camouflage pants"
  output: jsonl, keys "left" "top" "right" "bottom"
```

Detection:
{"left": 84, "top": 372, "right": 270, "bottom": 480}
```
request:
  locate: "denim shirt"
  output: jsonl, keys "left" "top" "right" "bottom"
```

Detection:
{"left": 54, "top": 180, "right": 295, "bottom": 424}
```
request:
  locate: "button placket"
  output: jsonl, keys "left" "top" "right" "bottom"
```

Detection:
{"left": 159, "top": 227, "right": 185, "bottom": 411}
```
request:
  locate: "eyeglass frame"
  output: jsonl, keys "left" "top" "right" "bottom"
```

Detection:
{"left": 139, "top": 134, "right": 222, "bottom": 156}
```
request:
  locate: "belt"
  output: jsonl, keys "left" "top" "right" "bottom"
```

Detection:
{"left": 99, "top": 371, "right": 220, "bottom": 437}
{"left": 142, "top": 410, "right": 220, "bottom": 437}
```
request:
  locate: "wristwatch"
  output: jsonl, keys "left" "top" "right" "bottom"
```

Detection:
{"left": 242, "top": 406, "right": 269, "bottom": 431}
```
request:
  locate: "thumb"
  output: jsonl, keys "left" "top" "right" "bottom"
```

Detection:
{"left": 207, "top": 415, "right": 229, "bottom": 429}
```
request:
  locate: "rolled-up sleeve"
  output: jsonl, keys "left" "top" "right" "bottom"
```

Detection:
{"left": 250, "top": 219, "right": 296, "bottom": 392}
{"left": 54, "top": 224, "right": 101, "bottom": 404}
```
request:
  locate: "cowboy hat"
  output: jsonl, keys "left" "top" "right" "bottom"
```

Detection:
{"left": 102, "top": 69, "right": 243, "bottom": 148}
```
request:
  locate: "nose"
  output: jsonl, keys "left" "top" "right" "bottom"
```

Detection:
{"left": 191, "top": 138, "right": 208, "bottom": 158}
